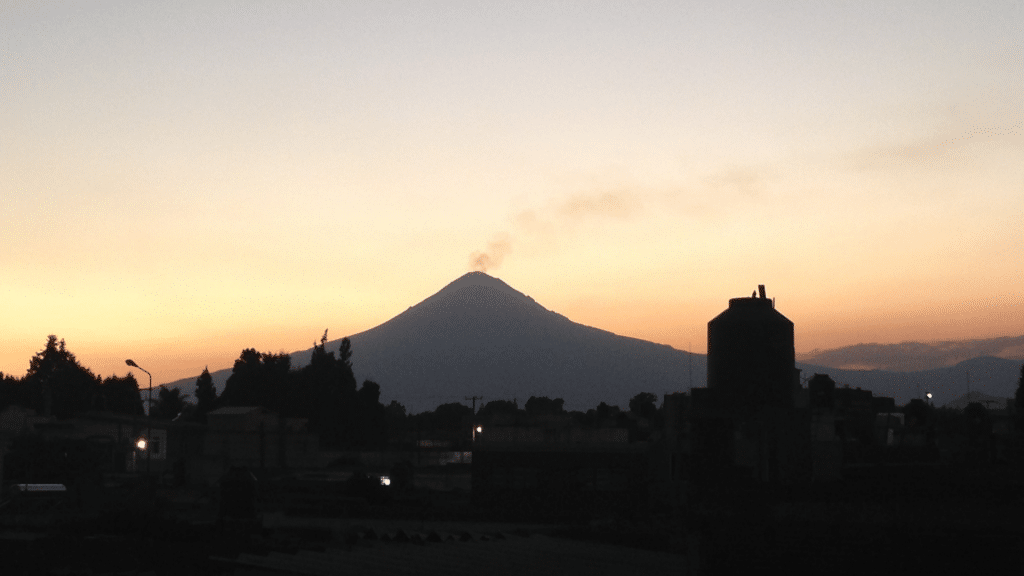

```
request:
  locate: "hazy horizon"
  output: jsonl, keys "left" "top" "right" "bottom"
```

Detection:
{"left": 4, "top": 2, "right": 1022, "bottom": 385}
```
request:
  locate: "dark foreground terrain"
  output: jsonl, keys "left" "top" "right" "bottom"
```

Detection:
{"left": 2, "top": 463, "right": 1022, "bottom": 575}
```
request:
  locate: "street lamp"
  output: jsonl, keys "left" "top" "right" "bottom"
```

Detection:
{"left": 126, "top": 359, "right": 152, "bottom": 476}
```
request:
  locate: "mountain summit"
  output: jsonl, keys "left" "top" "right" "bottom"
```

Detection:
{"left": 386, "top": 271, "right": 552, "bottom": 330}
{"left": 432, "top": 271, "right": 531, "bottom": 300}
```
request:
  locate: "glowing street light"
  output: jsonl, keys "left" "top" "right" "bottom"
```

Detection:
{"left": 125, "top": 359, "right": 153, "bottom": 476}
{"left": 136, "top": 438, "right": 147, "bottom": 450}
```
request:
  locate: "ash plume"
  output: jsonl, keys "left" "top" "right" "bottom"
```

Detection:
{"left": 470, "top": 236, "right": 511, "bottom": 272}
{"left": 467, "top": 191, "right": 643, "bottom": 272}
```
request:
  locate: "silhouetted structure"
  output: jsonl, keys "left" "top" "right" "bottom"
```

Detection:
{"left": 200, "top": 406, "right": 321, "bottom": 484}
{"left": 707, "top": 286, "right": 797, "bottom": 411}
{"left": 692, "top": 286, "right": 811, "bottom": 484}
{"left": 471, "top": 440, "right": 647, "bottom": 518}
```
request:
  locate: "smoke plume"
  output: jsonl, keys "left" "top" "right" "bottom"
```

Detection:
{"left": 467, "top": 191, "right": 642, "bottom": 272}
{"left": 469, "top": 235, "right": 511, "bottom": 272}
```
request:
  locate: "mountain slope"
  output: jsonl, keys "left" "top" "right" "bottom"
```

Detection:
{"left": 166, "top": 272, "right": 707, "bottom": 413}
{"left": 325, "top": 272, "right": 702, "bottom": 412}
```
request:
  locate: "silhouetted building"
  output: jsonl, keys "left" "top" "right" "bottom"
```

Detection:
{"left": 707, "top": 285, "right": 798, "bottom": 413}
{"left": 692, "top": 287, "right": 811, "bottom": 484}
{"left": 471, "top": 442, "right": 648, "bottom": 517}
{"left": 470, "top": 418, "right": 647, "bottom": 517}
{"left": 808, "top": 373, "right": 836, "bottom": 410}
{"left": 200, "top": 406, "right": 320, "bottom": 484}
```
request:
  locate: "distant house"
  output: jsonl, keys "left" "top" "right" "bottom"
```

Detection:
{"left": 200, "top": 406, "right": 320, "bottom": 484}
{"left": 0, "top": 406, "right": 205, "bottom": 487}
{"left": 471, "top": 421, "right": 645, "bottom": 516}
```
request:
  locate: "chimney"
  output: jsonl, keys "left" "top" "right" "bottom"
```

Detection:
{"left": 758, "top": 285, "right": 766, "bottom": 299}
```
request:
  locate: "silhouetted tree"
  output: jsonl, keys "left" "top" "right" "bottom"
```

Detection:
{"left": 629, "top": 392, "right": 658, "bottom": 420}
{"left": 524, "top": 396, "right": 566, "bottom": 420}
{"left": 220, "top": 348, "right": 262, "bottom": 407}
{"left": 626, "top": 392, "right": 659, "bottom": 441}
{"left": 260, "top": 352, "right": 292, "bottom": 409}
{"left": 219, "top": 348, "right": 291, "bottom": 410}
{"left": 0, "top": 371, "right": 26, "bottom": 412}
{"left": 477, "top": 399, "right": 525, "bottom": 426}
{"left": 23, "top": 336, "right": 101, "bottom": 418}
{"left": 385, "top": 400, "right": 408, "bottom": 444}
{"left": 151, "top": 386, "right": 188, "bottom": 420}
{"left": 194, "top": 367, "right": 217, "bottom": 422}
{"left": 337, "top": 337, "right": 354, "bottom": 382}
{"left": 293, "top": 335, "right": 360, "bottom": 448}
{"left": 310, "top": 329, "right": 334, "bottom": 366}
{"left": 354, "top": 380, "right": 387, "bottom": 448}
{"left": 427, "top": 402, "right": 474, "bottom": 432}
{"left": 99, "top": 374, "right": 144, "bottom": 416}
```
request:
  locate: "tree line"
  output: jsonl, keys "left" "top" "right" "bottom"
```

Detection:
{"left": 0, "top": 335, "right": 147, "bottom": 419}
{"left": 12, "top": 333, "right": 1019, "bottom": 457}
{"left": 0, "top": 334, "right": 667, "bottom": 451}
{"left": 0, "top": 333, "right": 391, "bottom": 449}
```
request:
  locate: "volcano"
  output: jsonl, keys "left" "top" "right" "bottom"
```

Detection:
{"left": 293, "top": 271, "right": 701, "bottom": 412}
{"left": 164, "top": 271, "right": 704, "bottom": 413}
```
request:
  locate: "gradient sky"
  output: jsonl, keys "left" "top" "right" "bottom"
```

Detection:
{"left": 3, "top": 1, "right": 1023, "bottom": 387}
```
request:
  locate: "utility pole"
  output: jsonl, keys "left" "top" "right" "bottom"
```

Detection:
{"left": 465, "top": 396, "right": 483, "bottom": 414}
{"left": 688, "top": 343, "right": 693, "bottom": 392}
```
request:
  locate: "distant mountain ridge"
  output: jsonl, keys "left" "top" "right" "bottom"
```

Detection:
{"left": 798, "top": 335, "right": 1024, "bottom": 372}
{"left": 162, "top": 272, "right": 1024, "bottom": 412}
{"left": 795, "top": 356, "right": 1022, "bottom": 409}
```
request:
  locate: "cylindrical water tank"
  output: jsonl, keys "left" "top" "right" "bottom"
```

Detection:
{"left": 707, "top": 290, "right": 795, "bottom": 410}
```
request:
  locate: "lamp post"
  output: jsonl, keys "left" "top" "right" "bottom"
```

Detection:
{"left": 126, "top": 359, "right": 152, "bottom": 476}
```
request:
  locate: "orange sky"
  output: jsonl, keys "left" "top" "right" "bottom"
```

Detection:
{"left": 2, "top": 2, "right": 1022, "bottom": 386}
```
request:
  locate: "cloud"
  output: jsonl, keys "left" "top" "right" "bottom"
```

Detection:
{"left": 706, "top": 166, "right": 773, "bottom": 197}
{"left": 798, "top": 334, "right": 1024, "bottom": 372}
{"left": 557, "top": 191, "right": 641, "bottom": 219}
{"left": 849, "top": 116, "right": 1023, "bottom": 174}
{"left": 849, "top": 42, "right": 1024, "bottom": 174}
